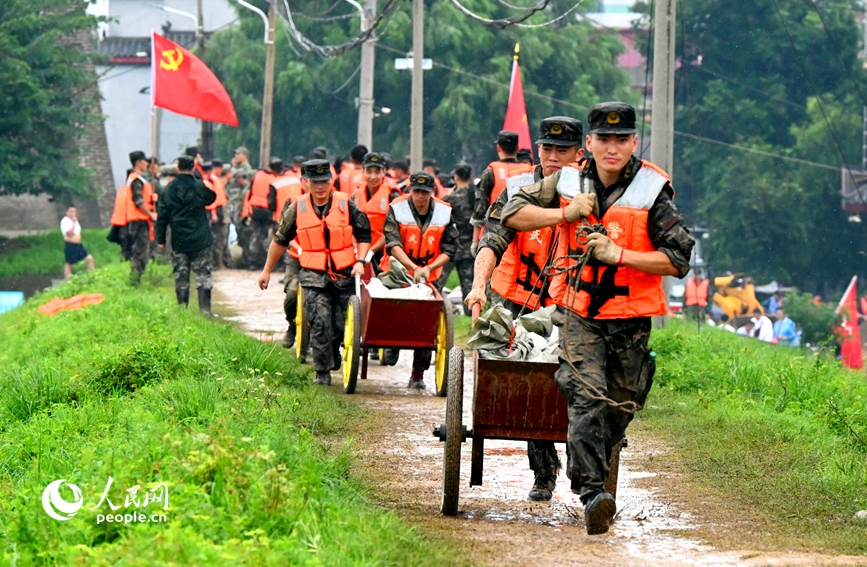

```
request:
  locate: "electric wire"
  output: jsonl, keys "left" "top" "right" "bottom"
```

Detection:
{"left": 514, "top": 0, "right": 587, "bottom": 29}
{"left": 449, "top": 0, "right": 551, "bottom": 29}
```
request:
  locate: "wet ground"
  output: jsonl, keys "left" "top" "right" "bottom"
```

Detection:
{"left": 213, "top": 268, "right": 867, "bottom": 567}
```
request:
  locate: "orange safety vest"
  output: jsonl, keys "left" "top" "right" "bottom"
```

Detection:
{"left": 685, "top": 277, "right": 709, "bottom": 307}
{"left": 272, "top": 174, "right": 305, "bottom": 222}
{"left": 295, "top": 192, "right": 356, "bottom": 273}
{"left": 206, "top": 173, "right": 228, "bottom": 211}
{"left": 549, "top": 160, "right": 670, "bottom": 319}
{"left": 356, "top": 182, "right": 393, "bottom": 244}
{"left": 246, "top": 170, "right": 275, "bottom": 210}
{"left": 379, "top": 195, "right": 452, "bottom": 281}
{"left": 491, "top": 166, "right": 555, "bottom": 309}
{"left": 488, "top": 160, "right": 527, "bottom": 204}
{"left": 110, "top": 185, "right": 131, "bottom": 226}
{"left": 124, "top": 172, "right": 155, "bottom": 223}
{"left": 339, "top": 165, "right": 365, "bottom": 198}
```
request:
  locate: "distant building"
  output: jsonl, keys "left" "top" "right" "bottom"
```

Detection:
{"left": 583, "top": 0, "right": 649, "bottom": 100}
{"left": 95, "top": 0, "right": 236, "bottom": 188}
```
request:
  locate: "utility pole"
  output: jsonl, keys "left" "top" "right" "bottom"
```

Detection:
{"left": 260, "top": 2, "right": 277, "bottom": 168}
{"left": 650, "top": 0, "right": 676, "bottom": 321}
{"left": 357, "top": 0, "right": 377, "bottom": 150}
{"left": 862, "top": 3, "right": 867, "bottom": 171}
{"left": 196, "top": 0, "right": 214, "bottom": 159}
{"left": 410, "top": 0, "right": 424, "bottom": 171}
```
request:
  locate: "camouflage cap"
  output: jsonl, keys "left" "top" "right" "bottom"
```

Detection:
{"left": 234, "top": 146, "right": 249, "bottom": 155}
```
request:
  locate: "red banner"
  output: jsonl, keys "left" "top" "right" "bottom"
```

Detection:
{"left": 836, "top": 275, "right": 863, "bottom": 369}
{"left": 151, "top": 32, "right": 238, "bottom": 127}
{"left": 503, "top": 45, "right": 532, "bottom": 157}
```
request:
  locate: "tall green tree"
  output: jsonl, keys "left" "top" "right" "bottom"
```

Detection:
{"left": 207, "top": 0, "right": 634, "bottom": 170}
{"left": 0, "top": 0, "right": 103, "bottom": 200}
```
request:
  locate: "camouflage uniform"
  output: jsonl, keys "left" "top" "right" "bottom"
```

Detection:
{"left": 282, "top": 255, "right": 301, "bottom": 345}
{"left": 273, "top": 194, "right": 371, "bottom": 374}
{"left": 127, "top": 176, "right": 152, "bottom": 285}
{"left": 470, "top": 157, "right": 519, "bottom": 229}
{"left": 228, "top": 160, "right": 253, "bottom": 267}
{"left": 437, "top": 183, "right": 475, "bottom": 305}
{"left": 501, "top": 155, "right": 694, "bottom": 504}
{"left": 171, "top": 249, "right": 213, "bottom": 294}
{"left": 479, "top": 164, "right": 562, "bottom": 489}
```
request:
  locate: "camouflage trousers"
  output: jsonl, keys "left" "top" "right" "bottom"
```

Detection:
{"left": 209, "top": 221, "right": 229, "bottom": 268}
{"left": 555, "top": 311, "right": 655, "bottom": 503}
{"left": 235, "top": 219, "right": 253, "bottom": 268}
{"left": 303, "top": 283, "right": 351, "bottom": 373}
{"left": 247, "top": 218, "right": 272, "bottom": 270}
{"left": 171, "top": 249, "right": 213, "bottom": 292}
{"left": 128, "top": 221, "right": 151, "bottom": 280}
{"left": 436, "top": 259, "right": 474, "bottom": 312}
{"left": 283, "top": 254, "right": 301, "bottom": 324}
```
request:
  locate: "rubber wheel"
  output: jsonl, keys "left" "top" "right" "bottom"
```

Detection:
{"left": 434, "top": 297, "right": 455, "bottom": 397}
{"left": 378, "top": 348, "right": 387, "bottom": 366}
{"left": 441, "top": 346, "right": 464, "bottom": 516}
{"left": 295, "top": 286, "right": 310, "bottom": 363}
{"left": 342, "top": 295, "right": 361, "bottom": 394}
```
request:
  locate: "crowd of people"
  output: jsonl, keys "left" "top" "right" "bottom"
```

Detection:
{"left": 106, "top": 100, "right": 697, "bottom": 536}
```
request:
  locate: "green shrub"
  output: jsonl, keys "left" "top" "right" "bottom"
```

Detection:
{"left": 783, "top": 292, "right": 840, "bottom": 346}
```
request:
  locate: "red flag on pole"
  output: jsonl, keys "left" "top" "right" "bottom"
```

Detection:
{"left": 503, "top": 43, "right": 533, "bottom": 156}
{"left": 835, "top": 275, "right": 863, "bottom": 369}
{"left": 151, "top": 32, "right": 238, "bottom": 127}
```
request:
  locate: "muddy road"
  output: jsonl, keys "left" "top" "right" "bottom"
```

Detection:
{"left": 213, "top": 269, "right": 867, "bottom": 567}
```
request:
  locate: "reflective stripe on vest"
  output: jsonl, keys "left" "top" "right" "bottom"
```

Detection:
{"left": 382, "top": 196, "right": 451, "bottom": 281}
{"left": 295, "top": 192, "right": 356, "bottom": 273}
{"left": 550, "top": 160, "right": 670, "bottom": 319}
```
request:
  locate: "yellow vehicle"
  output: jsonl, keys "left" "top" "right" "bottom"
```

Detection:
{"left": 713, "top": 273, "right": 764, "bottom": 323}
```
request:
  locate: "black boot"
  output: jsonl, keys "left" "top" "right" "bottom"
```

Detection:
{"left": 584, "top": 491, "right": 616, "bottom": 535}
{"left": 282, "top": 324, "right": 296, "bottom": 349}
{"left": 528, "top": 476, "right": 556, "bottom": 501}
{"left": 176, "top": 287, "right": 189, "bottom": 307}
{"left": 198, "top": 287, "right": 216, "bottom": 317}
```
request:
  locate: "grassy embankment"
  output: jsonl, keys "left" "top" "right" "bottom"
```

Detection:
{"left": 0, "top": 263, "right": 461, "bottom": 566}
{"left": 0, "top": 229, "right": 120, "bottom": 277}
{"left": 645, "top": 320, "right": 867, "bottom": 554}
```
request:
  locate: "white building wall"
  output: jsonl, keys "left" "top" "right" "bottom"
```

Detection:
{"left": 108, "top": 0, "right": 237, "bottom": 37}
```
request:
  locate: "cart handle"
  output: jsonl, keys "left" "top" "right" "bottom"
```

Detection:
{"left": 472, "top": 303, "right": 481, "bottom": 323}
{"left": 355, "top": 273, "right": 361, "bottom": 297}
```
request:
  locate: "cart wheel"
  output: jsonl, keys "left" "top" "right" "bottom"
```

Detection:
{"left": 295, "top": 286, "right": 310, "bottom": 363}
{"left": 342, "top": 295, "right": 361, "bottom": 394}
{"left": 434, "top": 297, "right": 455, "bottom": 397}
{"left": 378, "top": 348, "right": 387, "bottom": 366}
{"left": 441, "top": 346, "right": 464, "bottom": 515}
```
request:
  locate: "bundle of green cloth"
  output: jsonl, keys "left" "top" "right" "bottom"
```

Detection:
{"left": 467, "top": 304, "right": 560, "bottom": 362}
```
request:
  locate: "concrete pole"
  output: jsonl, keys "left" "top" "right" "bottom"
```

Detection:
{"left": 259, "top": 3, "right": 277, "bottom": 168}
{"left": 650, "top": 0, "right": 676, "bottom": 322}
{"left": 410, "top": 0, "right": 424, "bottom": 172}
{"left": 357, "top": 0, "right": 377, "bottom": 150}
{"left": 197, "top": 0, "right": 214, "bottom": 159}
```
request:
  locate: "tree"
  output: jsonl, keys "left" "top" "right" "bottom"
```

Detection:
{"left": 0, "top": 0, "right": 104, "bottom": 201}
{"left": 206, "top": 0, "right": 635, "bottom": 170}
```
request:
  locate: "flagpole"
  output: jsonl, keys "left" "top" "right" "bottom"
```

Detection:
{"left": 150, "top": 31, "right": 156, "bottom": 160}
{"left": 510, "top": 43, "right": 519, "bottom": 98}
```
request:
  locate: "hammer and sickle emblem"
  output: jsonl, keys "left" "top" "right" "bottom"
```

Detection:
{"left": 606, "top": 111, "right": 621, "bottom": 125}
{"left": 160, "top": 49, "right": 184, "bottom": 71}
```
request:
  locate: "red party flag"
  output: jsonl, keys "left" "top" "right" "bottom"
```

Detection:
{"left": 835, "top": 275, "right": 863, "bottom": 369}
{"left": 503, "top": 43, "right": 533, "bottom": 157}
{"left": 151, "top": 32, "right": 238, "bottom": 127}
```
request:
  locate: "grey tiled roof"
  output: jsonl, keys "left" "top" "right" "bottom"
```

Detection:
{"left": 97, "top": 31, "right": 211, "bottom": 59}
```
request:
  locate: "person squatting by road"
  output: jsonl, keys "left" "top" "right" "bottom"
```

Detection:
{"left": 500, "top": 102, "right": 694, "bottom": 535}
{"left": 155, "top": 155, "right": 218, "bottom": 315}
{"left": 380, "top": 172, "right": 460, "bottom": 389}
{"left": 258, "top": 159, "right": 371, "bottom": 386}
{"left": 466, "top": 115, "right": 585, "bottom": 503}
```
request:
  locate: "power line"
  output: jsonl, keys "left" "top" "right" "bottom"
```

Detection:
{"left": 685, "top": 62, "right": 805, "bottom": 110}
{"left": 515, "top": 0, "right": 588, "bottom": 29}
{"left": 674, "top": 132, "right": 839, "bottom": 171}
{"left": 449, "top": 0, "right": 552, "bottom": 29}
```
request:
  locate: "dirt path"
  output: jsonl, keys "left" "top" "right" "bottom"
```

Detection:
{"left": 213, "top": 269, "right": 867, "bottom": 567}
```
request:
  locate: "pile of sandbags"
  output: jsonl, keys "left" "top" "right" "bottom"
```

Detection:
{"left": 467, "top": 304, "right": 560, "bottom": 362}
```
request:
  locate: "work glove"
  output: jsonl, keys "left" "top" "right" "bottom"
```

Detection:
{"left": 563, "top": 193, "right": 596, "bottom": 222}
{"left": 464, "top": 286, "right": 487, "bottom": 311}
{"left": 471, "top": 240, "right": 479, "bottom": 258}
{"left": 585, "top": 233, "right": 622, "bottom": 265}
{"left": 413, "top": 266, "right": 432, "bottom": 283}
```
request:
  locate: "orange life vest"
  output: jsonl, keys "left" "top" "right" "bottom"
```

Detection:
{"left": 488, "top": 160, "right": 527, "bottom": 204}
{"left": 685, "top": 277, "right": 709, "bottom": 307}
{"left": 379, "top": 195, "right": 452, "bottom": 281}
{"left": 490, "top": 166, "right": 555, "bottom": 309}
{"left": 246, "top": 170, "right": 275, "bottom": 210}
{"left": 206, "top": 173, "right": 228, "bottom": 211}
{"left": 339, "top": 165, "right": 365, "bottom": 198}
{"left": 295, "top": 192, "right": 356, "bottom": 273}
{"left": 124, "top": 172, "right": 155, "bottom": 223}
{"left": 549, "top": 160, "right": 670, "bottom": 319}
{"left": 272, "top": 174, "right": 304, "bottom": 222}
{"left": 356, "top": 183, "right": 393, "bottom": 244}
{"left": 110, "top": 185, "right": 131, "bottom": 226}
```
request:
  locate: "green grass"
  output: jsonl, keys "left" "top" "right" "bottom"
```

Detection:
{"left": 646, "top": 320, "right": 867, "bottom": 553}
{"left": 0, "top": 264, "right": 462, "bottom": 566}
{"left": 453, "top": 315, "right": 472, "bottom": 349}
{"left": 0, "top": 229, "right": 121, "bottom": 278}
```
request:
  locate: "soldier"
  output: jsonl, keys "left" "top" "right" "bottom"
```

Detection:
{"left": 268, "top": 165, "right": 305, "bottom": 348}
{"left": 336, "top": 144, "right": 367, "bottom": 195}
{"left": 356, "top": 152, "right": 403, "bottom": 269}
{"left": 156, "top": 155, "right": 217, "bottom": 314}
{"left": 436, "top": 162, "right": 475, "bottom": 308}
{"left": 228, "top": 146, "right": 253, "bottom": 266}
{"left": 380, "top": 172, "right": 459, "bottom": 388}
{"left": 205, "top": 160, "right": 229, "bottom": 270}
{"left": 125, "top": 150, "right": 157, "bottom": 286}
{"left": 465, "top": 116, "right": 585, "bottom": 502}
{"left": 392, "top": 160, "right": 410, "bottom": 193}
{"left": 258, "top": 160, "right": 371, "bottom": 385}
{"left": 500, "top": 102, "right": 694, "bottom": 534}
{"left": 470, "top": 130, "right": 525, "bottom": 254}
{"left": 244, "top": 157, "right": 283, "bottom": 269}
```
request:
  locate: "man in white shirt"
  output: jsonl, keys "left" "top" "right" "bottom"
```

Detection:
{"left": 61, "top": 206, "right": 95, "bottom": 279}
{"left": 751, "top": 308, "right": 774, "bottom": 342}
